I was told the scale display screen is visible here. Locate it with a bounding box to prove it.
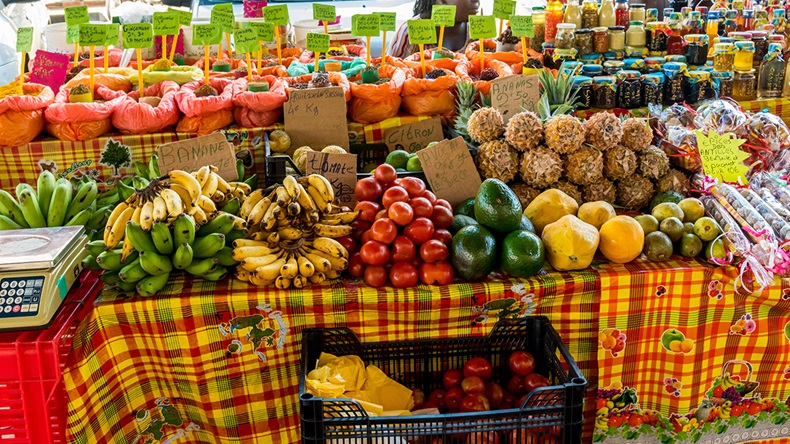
[0,276,45,318]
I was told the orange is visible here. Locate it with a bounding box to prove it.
[680,338,694,353]
[670,340,683,353]
[598,215,645,263]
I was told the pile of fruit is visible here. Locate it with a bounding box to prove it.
[382,149,423,174]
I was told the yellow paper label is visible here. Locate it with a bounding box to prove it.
[696,130,750,184]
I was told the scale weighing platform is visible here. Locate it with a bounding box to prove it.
[0,226,89,331]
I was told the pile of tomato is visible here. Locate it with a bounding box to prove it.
[349,165,455,288]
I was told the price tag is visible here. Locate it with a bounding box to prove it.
[16,27,33,53]
[66,25,79,45]
[696,130,750,184]
[407,19,437,44]
[306,32,330,53]
[250,21,275,42]
[234,27,258,54]
[64,6,89,26]
[304,152,357,205]
[313,3,336,22]
[352,14,380,37]
[158,133,238,181]
[490,74,540,121]
[105,23,120,46]
[79,23,107,46]
[153,11,179,36]
[417,137,481,207]
[263,4,289,26]
[431,5,456,27]
[122,23,153,49]
[510,15,534,38]
[192,24,222,45]
[469,15,497,39]
[211,3,236,33]
[493,0,516,20]
[285,86,350,150]
[168,8,193,26]
[374,12,397,32]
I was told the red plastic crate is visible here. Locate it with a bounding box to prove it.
[0,271,101,444]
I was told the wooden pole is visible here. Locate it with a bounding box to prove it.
[419,43,426,77]
[170,26,181,61]
[137,48,145,98]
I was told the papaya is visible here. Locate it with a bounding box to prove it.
[523,189,579,235]
[541,215,599,271]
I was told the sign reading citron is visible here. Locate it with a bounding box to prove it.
[598,215,645,263]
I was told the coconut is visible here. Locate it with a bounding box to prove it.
[564,146,604,186]
[603,145,638,180]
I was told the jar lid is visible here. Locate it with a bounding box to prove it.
[669,12,682,21]
[624,57,646,69]
[770,35,786,42]
[713,42,735,52]
[735,41,756,50]
[594,76,617,85]
[680,7,691,14]
[743,9,754,18]
[629,21,644,26]
[665,55,687,63]
[646,21,668,29]
[532,6,545,11]
[768,42,783,53]
[608,26,625,32]
[555,48,578,56]
[711,70,732,79]
[562,61,584,70]
[725,9,738,18]
[708,11,719,19]
[735,69,756,74]
[717,37,734,43]
[631,3,645,7]
[645,56,666,65]
[773,9,785,17]
[616,0,627,3]
[729,31,753,40]
[664,61,688,71]
[593,26,609,32]
[688,70,711,80]
[542,42,556,49]
[643,73,665,84]
[582,63,604,74]
[684,34,709,43]
[576,28,592,34]
[572,75,594,85]
[689,11,701,19]
[760,24,776,33]
[617,70,641,80]
[557,23,577,29]
[604,60,625,68]
[751,30,767,38]
[581,53,604,63]
[604,50,625,59]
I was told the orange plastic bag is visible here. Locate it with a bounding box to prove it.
[284,73,352,101]
[455,59,513,97]
[298,44,368,63]
[112,81,181,135]
[175,78,234,135]
[65,68,135,93]
[401,67,458,118]
[348,66,408,124]
[232,75,288,128]
[44,84,126,141]
[0,83,55,147]
[402,50,466,71]
[465,39,526,66]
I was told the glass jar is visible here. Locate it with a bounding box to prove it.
[560,60,584,76]
[593,76,618,108]
[769,34,786,52]
[684,34,709,65]
[554,48,579,65]
[605,50,626,60]
[668,13,685,54]
[564,0,583,29]
[609,26,626,50]
[582,63,604,76]
[616,0,629,27]
[575,28,594,55]
[582,0,600,29]
[626,21,647,47]
[643,73,665,105]
[689,11,703,34]
[645,56,665,72]
[604,59,625,74]
[725,9,738,34]
[646,21,670,55]
[664,61,688,104]
[546,0,564,42]
[712,70,733,97]
[685,70,709,103]
[729,31,752,42]
[713,42,735,71]
[571,75,594,108]
[772,8,786,35]
[734,41,756,71]
[531,7,546,52]
[593,27,610,52]
[624,57,646,71]
[758,42,785,98]
[599,0,616,27]
[751,31,768,67]
[630,4,646,23]
[617,70,643,108]
[706,11,720,43]
[581,53,605,65]
[754,9,769,30]
[733,69,757,99]
[556,23,577,49]
[666,55,687,63]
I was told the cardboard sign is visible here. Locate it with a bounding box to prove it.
[374,12,397,32]
[79,23,107,46]
[64,6,89,26]
[243,0,267,18]
[234,27,258,53]
[493,0,516,20]
[105,23,120,46]
[193,24,222,45]
[122,23,153,49]
[432,5,456,27]
[696,130,750,184]
[16,27,33,53]
[407,19,437,44]
[469,15,497,39]
[384,118,444,154]
[306,32,330,53]
[153,11,179,36]
[285,86,350,150]
[490,74,540,121]
[304,152,357,205]
[211,4,236,33]
[313,4,337,22]
[352,14,380,37]
[169,8,193,26]
[510,15,534,38]
[157,133,238,181]
[263,4,289,26]
[66,25,79,45]
[417,137,481,207]
[250,21,274,41]
[29,50,71,94]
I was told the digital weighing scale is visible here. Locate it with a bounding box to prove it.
[0,226,89,331]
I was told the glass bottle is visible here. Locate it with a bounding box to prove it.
[684,34,709,65]
[646,22,670,55]
[575,28,594,55]
[630,4,646,22]
[616,0,630,27]
[668,13,686,54]
[685,70,711,104]
[592,26,610,52]
[571,75,594,108]
[642,73,665,105]
[582,0,600,29]
[759,42,785,97]
[741,9,755,30]
[735,41,756,70]
[564,0,583,28]
[664,61,688,104]
[754,8,770,29]
[733,69,757,99]
[609,26,626,50]
[689,11,703,34]
[717,7,728,35]
[706,11,720,45]
[599,0,616,27]
[626,20,647,46]
[770,34,786,52]
[593,76,617,108]
[712,70,734,96]
[546,0,565,42]
[531,7,547,52]
[772,9,786,36]
[617,70,643,108]
[781,50,790,97]
[752,31,768,67]
[725,10,739,33]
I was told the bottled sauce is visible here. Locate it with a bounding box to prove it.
[616,0,630,27]
[713,42,735,70]
[741,9,755,30]
[646,21,670,55]
[769,34,786,51]
[668,13,686,54]
[759,42,785,97]
[734,41,756,70]
[593,76,617,108]
[733,69,758,99]
[531,7,547,52]
[564,0,583,28]
[582,0,600,29]
[752,31,769,66]
[546,0,564,42]
[630,4,646,23]
[684,35,710,65]
[626,21,647,46]
[609,26,626,50]
[643,73,665,105]
[542,43,558,70]
[716,7,728,35]
[571,76,594,108]
[575,28,594,55]
[664,61,688,104]
[556,23,577,49]
[617,70,643,108]
[599,0,616,27]
[706,11,720,45]
[593,26,610,52]
[712,70,734,96]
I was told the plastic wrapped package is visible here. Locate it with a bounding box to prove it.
[400,67,458,118]
[283,73,351,101]
[659,103,696,128]
[709,182,774,244]
[112,81,181,135]
[231,76,288,128]
[454,58,514,97]
[741,112,790,153]
[464,39,526,66]
[64,68,135,93]
[701,194,748,259]
[44,84,126,141]
[348,65,408,124]
[175,78,234,135]
[756,188,790,222]
[662,126,702,172]
[739,187,790,240]
[130,65,204,86]
[0,83,55,147]
[693,98,747,134]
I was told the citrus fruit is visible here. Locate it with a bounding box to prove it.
[406,155,422,172]
[598,216,645,263]
[386,150,411,169]
[659,217,684,242]
[500,230,545,278]
[678,198,705,222]
[634,214,659,234]
[652,202,685,222]
[694,217,722,241]
[455,198,475,217]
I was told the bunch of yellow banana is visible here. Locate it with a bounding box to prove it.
[192,165,251,214]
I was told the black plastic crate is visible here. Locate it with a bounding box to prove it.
[299,317,586,444]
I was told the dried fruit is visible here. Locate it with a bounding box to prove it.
[194,84,218,97]
[467,107,505,144]
[584,112,623,151]
[476,140,519,183]
[564,146,604,186]
[617,175,655,210]
[544,114,585,154]
[480,68,499,81]
[505,111,543,151]
[519,147,563,188]
[603,145,638,180]
[639,145,670,179]
[621,118,653,151]
[426,69,448,79]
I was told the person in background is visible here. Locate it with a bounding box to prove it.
[388,0,481,58]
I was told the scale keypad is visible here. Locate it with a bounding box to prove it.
[0,277,44,318]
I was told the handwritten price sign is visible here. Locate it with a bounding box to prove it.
[79,23,107,46]
[250,21,275,42]
[407,19,437,44]
[193,24,222,45]
[211,4,236,33]
[374,12,397,32]
[352,14,381,37]
[493,0,516,20]
[153,11,179,36]
[469,15,497,39]
[122,23,153,49]
[306,32,330,53]
[64,6,89,26]
[432,5,456,27]
[313,3,336,22]
[510,15,534,38]
[263,4,289,25]
[490,74,540,121]
[234,27,258,54]
[696,130,750,184]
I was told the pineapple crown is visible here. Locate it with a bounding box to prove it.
[536,69,580,121]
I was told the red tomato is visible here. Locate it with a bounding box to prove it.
[350,220,371,241]
[374,164,397,185]
[464,357,493,381]
[360,241,391,265]
[412,389,425,410]
[382,186,410,209]
[336,236,357,255]
[428,389,447,407]
[509,351,536,376]
[443,369,464,390]
[523,373,550,393]
[444,387,465,410]
[608,415,624,428]
[466,431,500,444]
[388,201,415,226]
[354,201,381,223]
[485,382,505,409]
[435,199,452,211]
[432,228,453,246]
[419,261,454,285]
[404,217,435,244]
[375,209,389,220]
[370,218,398,244]
[410,197,434,218]
[713,386,724,398]
[363,265,387,287]
[420,239,449,263]
[355,177,383,202]
[347,252,365,278]
[459,394,490,412]
[409,255,424,271]
[422,190,437,204]
[360,230,373,244]
[430,205,454,229]
[400,177,427,198]
[506,375,526,396]
[461,376,486,395]
[391,236,417,262]
[389,262,419,288]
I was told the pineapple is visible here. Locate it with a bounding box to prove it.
[467,108,505,144]
[476,140,519,183]
[621,118,653,151]
[584,112,623,151]
[554,180,583,204]
[617,175,654,210]
[454,81,479,141]
[543,114,585,154]
[519,147,563,188]
[564,146,604,186]
[603,145,638,180]
[505,111,543,151]
[656,169,691,194]
[638,145,670,179]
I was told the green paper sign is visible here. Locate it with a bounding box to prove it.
[407,19,436,44]
[122,23,153,49]
[106,23,120,46]
[16,27,33,53]
[510,15,534,38]
[64,6,89,26]
[79,23,107,46]
[169,8,192,26]
[211,3,236,33]
[374,12,397,32]
[263,5,289,26]
[234,27,258,54]
[66,25,79,45]
[250,21,274,42]
[153,11,179,36]
[469,15,496,39]
[696,130,750,184]
[432,5,456,27]
[192,24,222,45]
[352,14,380,37]
[313,4,336,22]
[493,0,516,20]
[306,32,330,53]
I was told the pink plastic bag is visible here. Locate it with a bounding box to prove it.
[112,81,181,134]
